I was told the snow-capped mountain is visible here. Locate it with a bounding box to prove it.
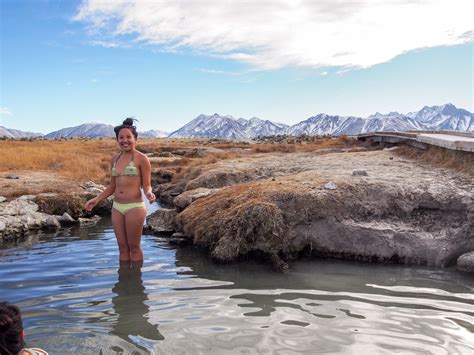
[45,123,115,138]
[361,116,425,133]
[140,129,169,138]
[243,117,289,137]
[2,103,472,140]
[0,126,43,138]
[367,111,403,119]
[285,114,350,136]
[406,104,472,131]
[283,103,472,137]
[169,114,246,139]
[45,123,168,139]
[168,113,287,139]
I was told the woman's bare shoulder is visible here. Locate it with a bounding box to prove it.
[111,152,120,162]
[135,150,150,161]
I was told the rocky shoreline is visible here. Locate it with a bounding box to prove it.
[2,143,473,273]
[0,181,110,243]
[146,146,473,272]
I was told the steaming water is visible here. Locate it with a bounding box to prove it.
[1,210,473,354]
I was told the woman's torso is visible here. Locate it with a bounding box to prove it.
[112,150,143,203]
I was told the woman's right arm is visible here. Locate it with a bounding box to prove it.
[84,156,117,212]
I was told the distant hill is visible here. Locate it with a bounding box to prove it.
[45,123,115,139]
[0,126,43,138]
[44,123,168,139]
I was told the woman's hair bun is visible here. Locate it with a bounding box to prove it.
[114,117,138,138]
[123,117,135,126]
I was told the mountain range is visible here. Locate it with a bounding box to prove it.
[1,104,472,139]
[0,123,168,139]
[168,103,472,138]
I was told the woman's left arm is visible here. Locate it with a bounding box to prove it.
[140,153,155,202]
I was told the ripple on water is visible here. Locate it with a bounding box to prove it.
[1,221,473,354]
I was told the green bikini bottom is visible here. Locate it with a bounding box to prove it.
[112,201,146,215]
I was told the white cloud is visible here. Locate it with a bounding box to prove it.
[75,0,474,70]
[90,40,119,48]
[0,107,13,116]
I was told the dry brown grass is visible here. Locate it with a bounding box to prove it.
[395,146,474,176]
[0,137,361,189]
[0,139,117,183]
[179,181,303,261]
[250,136,355,153]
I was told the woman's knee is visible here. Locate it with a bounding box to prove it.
[128,242,141,254]
[117,242,130,252]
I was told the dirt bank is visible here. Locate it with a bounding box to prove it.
[150,146,473,270]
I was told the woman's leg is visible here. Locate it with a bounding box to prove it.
[112,208,131,261]
[124,207,147,261]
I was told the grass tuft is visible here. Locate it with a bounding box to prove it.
[395,146,474,175]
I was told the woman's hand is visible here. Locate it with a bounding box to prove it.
[145,190,156,203]
[84,197,99,212]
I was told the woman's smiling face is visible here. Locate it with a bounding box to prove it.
[117,127,136,151]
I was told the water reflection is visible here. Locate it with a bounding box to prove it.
[111,260,164,351]
[2,219,473,354]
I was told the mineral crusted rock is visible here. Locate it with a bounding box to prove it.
[78,215,102,227]
[145,208,177,233]
[174,188,217,210]
[45,216,61,230]
[352,169,368,176]
[324,181,337,190]
[457,252,474,273]
[57,212,75,225]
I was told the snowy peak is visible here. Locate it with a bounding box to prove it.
[2,103,472,140]
[367,111,402,119]
[0,126,43,138]
[170,104,472,138]
[285,114,349,136]
[140,129,169,138]
[405,103,473,131]
[45,123,115,138]
[44,123,168,139]
[168,113,288,139]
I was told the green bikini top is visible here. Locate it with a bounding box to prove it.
[111,151,140,177]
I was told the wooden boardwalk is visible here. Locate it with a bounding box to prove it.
[357,131,474,152]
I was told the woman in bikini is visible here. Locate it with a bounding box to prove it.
[84,118,155,261]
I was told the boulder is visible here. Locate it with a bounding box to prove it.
[324,181,337,190]
[145,208,178,233]
[78,215,102,227]
[45,216,61,230]
[352,169,368,176]
[0,216,28,243]
[57,212,76,225]
[457,252,474,273]
[174,188,217,209]
[0,197,39,216]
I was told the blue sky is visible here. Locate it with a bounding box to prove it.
[1,0,473,134]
